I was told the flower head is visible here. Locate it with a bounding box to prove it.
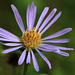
[0,2,74,72]
[22,27,41,48]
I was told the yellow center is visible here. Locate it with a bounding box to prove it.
[22,28,41,48]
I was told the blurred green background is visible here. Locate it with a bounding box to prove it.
[0,0,75,75]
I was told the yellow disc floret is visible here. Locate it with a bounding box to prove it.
[22,28,41,48]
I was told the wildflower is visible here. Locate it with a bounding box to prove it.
[0,2,74,72]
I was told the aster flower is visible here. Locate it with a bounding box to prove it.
[0,2,74,72]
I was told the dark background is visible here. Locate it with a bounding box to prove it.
[0,0,75,75]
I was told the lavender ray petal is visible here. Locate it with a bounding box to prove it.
[36,49,51,69]
[0,38,20,42]
[28,2,35,30]
[41,12,62,35]
[0,32,15,39]
[35,7,49,31]
[0,33,20,42]
[11,4,25,33]
[26,4,30,30]
[26,51,31,64]
[42,28,72,40]
[0,28,19,39]
[2,46,22,54]
[26,4,36,31]
[31,50,39,72]
[0,42,22,46]
[42,38,71,43]
[18,50,27,65]
[42,44,74,50]
[39,8,57,32]
[37,47,56,52]
[32,6,37,29]
[39,45,55,49]
[53,49,69,56]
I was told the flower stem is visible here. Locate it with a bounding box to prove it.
[23,61,28,75]
[23,52,28,75]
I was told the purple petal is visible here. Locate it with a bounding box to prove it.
[0,38,20,42]
[42,28,72,40]
[39,45,54,49]
[26,3,37,31]
[40,12,62,35]
[39,44,58,50]
[0,32,17,40]
[28,2,35,30]
[38,47,56,52]
[0,33,20,42]
[42,44,74,50]
[32,6,37,29]
[0,28,19,39]
[26,51,31,64]
[36,49,51,69]
[2,46,22,54]
[31,51,39,72]
[0,42,22,46]
[11,4,25,33]
[42,39,70,43]
[26,4,30,30]
[53,49,69,56]
[18,50,27,65]
[35,7,49,31]
[39,8,57,32]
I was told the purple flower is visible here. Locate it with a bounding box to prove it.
[0,2,74,72]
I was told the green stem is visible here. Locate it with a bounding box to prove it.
[23,62,28,75]
[23,52,28,75]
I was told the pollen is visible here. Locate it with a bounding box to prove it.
[22,28,41,48]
